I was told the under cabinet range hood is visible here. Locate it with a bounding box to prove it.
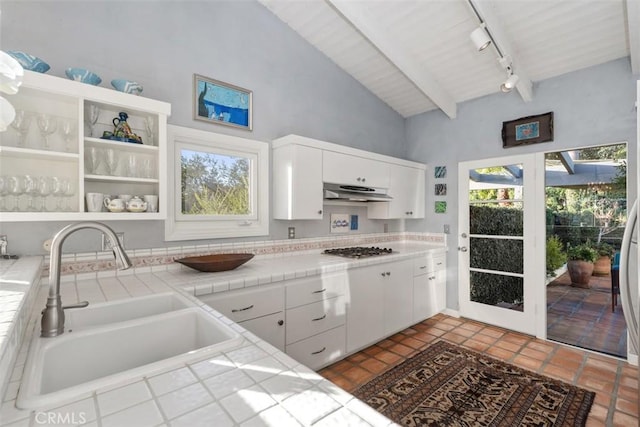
[323,183,392,202]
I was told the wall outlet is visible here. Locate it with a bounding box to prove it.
[288,227,295,239]
[444,224,450,234]
[102,232,125,251]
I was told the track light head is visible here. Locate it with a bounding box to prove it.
[501,73,520,92]
[470,24,491,51]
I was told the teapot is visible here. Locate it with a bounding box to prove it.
[104,197,126,213]
[112,112,142,143]
[126,196,147,212]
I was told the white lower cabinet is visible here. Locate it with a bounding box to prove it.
[413,254,447,322]
[285,326,346,370]
[198,284,285,351]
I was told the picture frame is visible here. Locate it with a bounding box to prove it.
[434,166,447,179]
[435,201,447,214]
[501,112,553,148]
[194,74,253,131]
[435,183,447,196]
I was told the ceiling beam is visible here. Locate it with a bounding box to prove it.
[467,0,533,102]
[627,0,640,74]
[503,165,522,178]
[326,0,458,119]
[559,151,576,175]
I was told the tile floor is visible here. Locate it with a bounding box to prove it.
[318,314,639,426]
[547,271,627,357]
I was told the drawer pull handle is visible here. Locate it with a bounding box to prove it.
[311,347,326,355]
[312,288,327,294]
[312,314,327,322]
[278,320,284,326]
[437,262,443,266]
[419,266,427,269]
[231,304,254,313]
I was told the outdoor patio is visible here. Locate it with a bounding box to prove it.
[547,271,627,358]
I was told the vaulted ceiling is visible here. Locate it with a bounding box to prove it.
[258,0,639,119]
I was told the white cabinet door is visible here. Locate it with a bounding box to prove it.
[323,150,389,188]
[346,265,385,353]
[273,144,323,220]
[383,259,414,335]
[368,165,425,219]
[240,312,285,352]
[413,255,447,322]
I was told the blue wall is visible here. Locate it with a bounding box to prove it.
[405,57,638,309]
[0,0,406,254]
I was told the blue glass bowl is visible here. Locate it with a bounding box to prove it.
[65,68,102,85]
[111,79,143,95]
[7,51,50,73]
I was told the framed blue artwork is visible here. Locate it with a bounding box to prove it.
[502,112,553,148]
[194,74,253,131]
[434,166,447,179]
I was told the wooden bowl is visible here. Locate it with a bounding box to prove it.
[174,253,254,272]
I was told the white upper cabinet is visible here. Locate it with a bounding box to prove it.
[0,71,170,221]
[272,143,323,220]
[368,164,425,219]
[322,150,389,189]
[272,134,425,220]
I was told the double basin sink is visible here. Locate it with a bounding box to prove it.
[17,293,243,409]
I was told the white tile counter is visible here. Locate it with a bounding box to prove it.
[0,242,445,427]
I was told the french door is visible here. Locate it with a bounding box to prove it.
[458,154,542,336]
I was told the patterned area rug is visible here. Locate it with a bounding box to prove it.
[353,340,595,426]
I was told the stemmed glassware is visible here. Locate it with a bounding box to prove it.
[10,110,32,147]
[63,180,75,211]
[85,146,102,174]
[52,177,67,212]
[8,175,25,211]
[36,114,57,150]
[37,176,53,212]
[60,118,76,152]
[144,116,154,144]
[0,176,8,211]
[104,148,119,176]
[23,175,38,211]
[86,105,100,137]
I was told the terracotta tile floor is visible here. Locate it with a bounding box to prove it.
[547,271,627,358]
[319,314,639,426]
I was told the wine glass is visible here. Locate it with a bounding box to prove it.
[37,176,53,212]
[23,175,38,211]
[8,175,25,211]
[104,148,119,176]
[51,177,67,212]
[37,114,57,150]
[85,105,100,137]
[10,110,32,147]
[126,153,138,177]
[85,146,102,174]
[0,176,8,211]
[60,118,76,152]
[63,180,75,211]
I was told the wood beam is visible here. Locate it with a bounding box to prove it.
[468,0,533,102]
[627,0,640,74]
[559,151,576,175]
[504,165,522,178]
[327,0,458,119]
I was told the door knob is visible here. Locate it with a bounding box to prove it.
[458,246,468,252]
[461,233,468,238]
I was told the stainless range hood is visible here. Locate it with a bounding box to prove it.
[323,183,392,202]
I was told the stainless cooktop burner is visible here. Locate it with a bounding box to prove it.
[322,246,393,259]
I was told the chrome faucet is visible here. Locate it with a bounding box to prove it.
[41,222,132,337]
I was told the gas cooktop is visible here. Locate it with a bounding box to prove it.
[322,246,393,259]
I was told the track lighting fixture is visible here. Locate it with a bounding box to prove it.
[470,23,491,51]
[501,73,520,92]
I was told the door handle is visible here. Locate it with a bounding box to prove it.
[458,246,468,252]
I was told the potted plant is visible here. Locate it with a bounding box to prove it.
[593,242,614,276]
[546,235,567,277]
[566,243,598,288]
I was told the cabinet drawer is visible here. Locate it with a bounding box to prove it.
[286,325,346,370]
[199,284,283,323]
[413,254,446,275]
[285,273,346,309]
[286,296,346,344]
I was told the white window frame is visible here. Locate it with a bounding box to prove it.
[165,125,269,241]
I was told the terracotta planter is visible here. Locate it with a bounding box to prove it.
[593,256,611,276]
[567,260,594,288]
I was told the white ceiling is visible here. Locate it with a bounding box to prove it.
[258,0,639,119]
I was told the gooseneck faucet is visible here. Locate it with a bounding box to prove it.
[41,222,132,337]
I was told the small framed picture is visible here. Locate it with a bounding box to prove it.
[194,74,253,131]
[435,183,447,196]
[435,201,447,214]
[434,166,447,179]
[502,112,553,148]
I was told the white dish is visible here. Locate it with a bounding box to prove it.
[127,207,147,213]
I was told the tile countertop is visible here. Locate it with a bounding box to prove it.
[0,241,445,427]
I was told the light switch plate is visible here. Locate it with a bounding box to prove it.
[330,214,350,234]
